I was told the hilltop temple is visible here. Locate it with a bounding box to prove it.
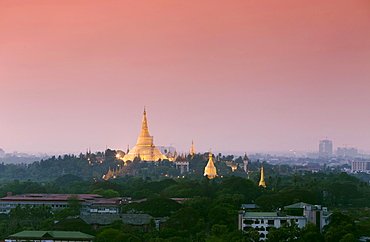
[123,108,168,162]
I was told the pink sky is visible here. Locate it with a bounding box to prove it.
[1,0,370,155]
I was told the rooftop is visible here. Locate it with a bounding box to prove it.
[0,194,103,203]
[78,213,157,225]
[7,231,94,239]
[244,212,278,217]
[284,202,313,209]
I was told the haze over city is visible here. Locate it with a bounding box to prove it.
[1,0,370,155]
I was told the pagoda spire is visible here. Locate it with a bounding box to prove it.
[190,140,195,156]
[259,166,266,187]
[243,153,249,172]
[140,107,150,137]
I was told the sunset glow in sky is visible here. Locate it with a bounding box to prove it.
[1,1,370,154]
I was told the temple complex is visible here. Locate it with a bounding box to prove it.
[204,152,217,179]
[123,108,168,162]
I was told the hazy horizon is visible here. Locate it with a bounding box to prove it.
[1,1,370,155]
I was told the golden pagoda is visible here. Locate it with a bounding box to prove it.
[190,140,195,156]
[259,166,266,187]
[204,152,217,179]
[123,108,168,162]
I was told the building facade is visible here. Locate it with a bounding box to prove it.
[337,147,358,157]
[319,139,333,157]
[351,160,370,173]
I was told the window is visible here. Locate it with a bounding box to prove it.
[244,219,253,225]
[243,226,251,231]
[268,220,274,225]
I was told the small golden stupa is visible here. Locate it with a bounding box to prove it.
[204,152,217,179]
[123,108,168,162]
[259,166,266,187]
[190,140,195,156]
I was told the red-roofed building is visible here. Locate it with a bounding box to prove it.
[0,193,132,215]
[89,197,131,214]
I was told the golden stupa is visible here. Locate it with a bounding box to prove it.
[204,152,217,179]
[259,166,266,187]
[123,108,168,162]
[190,140,195,156]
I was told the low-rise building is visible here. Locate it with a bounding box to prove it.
[77,213,167,231]
[238,202,328,240]
[5,231,94,242]
[0,193,131,215]
[351,160,370,173]
[89,197,131,214]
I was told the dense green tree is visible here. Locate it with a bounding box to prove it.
[211,224,229,237]
[95,228,120,242]
[123,197,182,217]
[88,180,125,195]
[324,212,358,242]
[218,176,260,203]
[255,189,318,211]
[165,207,203,235]
[92,188,120,198]
[297,223,324,242]
[67,194,82,214]
[53,208,79,219]
[55,174,83,187]
[148,228,190,240]
[184,196,212,218]
[266,221,300,242]
[55,219,96,235]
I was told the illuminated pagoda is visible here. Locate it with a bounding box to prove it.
[204,152,217,179]
[259,166,266,187]
[190,140,195,156]
[123,108,168,162]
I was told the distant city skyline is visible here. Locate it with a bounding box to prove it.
[1,1,370,154]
